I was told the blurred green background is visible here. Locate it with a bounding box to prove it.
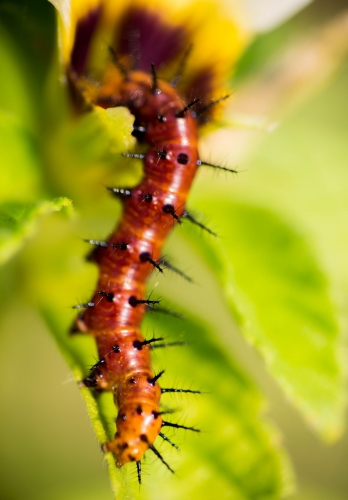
[0,0,348,499]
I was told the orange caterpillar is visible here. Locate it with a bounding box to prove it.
[72,70,212,481]
[70,7,233,483]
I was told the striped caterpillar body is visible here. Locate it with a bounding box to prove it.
[73,69,204,480]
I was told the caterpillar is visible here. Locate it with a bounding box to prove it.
[69,5,234,484]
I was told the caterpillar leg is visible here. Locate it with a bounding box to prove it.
[70,300,95,335]
[70,312,90,335]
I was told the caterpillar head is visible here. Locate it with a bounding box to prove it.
[104,403,163,466]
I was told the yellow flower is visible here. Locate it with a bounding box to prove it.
[49,0,313,117]
[50,0,247,103]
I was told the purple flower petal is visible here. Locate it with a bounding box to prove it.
[117,7,187,71]
[71,5,102,75]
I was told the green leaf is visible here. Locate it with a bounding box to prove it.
[231,67,348,295]
[184,196,345,441]
[61,106,135,165]
[0,110,41,202]
[43,105,137,201]
[0,22,36,131]
[42,305,293,500]
[0,197,73,264]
